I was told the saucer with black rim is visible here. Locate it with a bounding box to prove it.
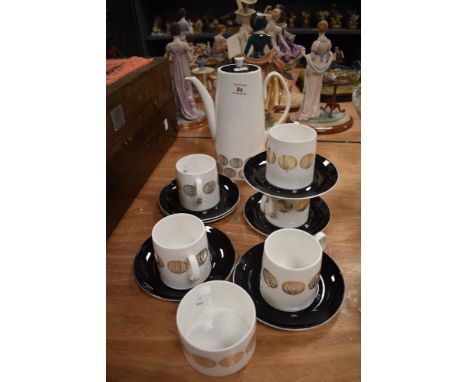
[233,242,345,331]
[243,152,338,199]
[244,192,330,236]
[158,175,239,223]
[134,226,236,301]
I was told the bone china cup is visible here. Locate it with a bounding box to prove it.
[177,280,256,377]
[260,194,310,228]
[176,154,220,211]
[265,123,317,189]
[152,213,212,290]
[260,228,327,312]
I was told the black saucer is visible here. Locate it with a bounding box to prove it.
[134,226,236,301]
[158,175,239,223]
[234,243,345,331]
[244,152,338,199]
[244,192,330,236]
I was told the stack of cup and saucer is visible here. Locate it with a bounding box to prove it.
[236,122,345,330]
[158,153,240,223]
[243,122,338,236]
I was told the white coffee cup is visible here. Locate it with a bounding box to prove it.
[260,195,310,228]
[265,122,317,189]
[152,213,212,290]
[177,280,256,377]
[260,228,327,312]
[176,154,220,212]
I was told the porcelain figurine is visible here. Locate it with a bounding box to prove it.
[186,34,198,65]
[244,12,273,58]
[213,24,228,61]
[151,15,163,36]
[333,46,344,65]
[288,12,296,28]
[193,17,203,33]
[235,0,257,53]
[317,10,330,22]
[186,57,290,181]
[330,8,343,28]
[265,7,291,59]
[295,20,333,121]
[245,11,285,113]
[301,11,311,28]
[348,11,360,29]
[272,5,305,64]
[177,8,193,41]
[165,22,203,123]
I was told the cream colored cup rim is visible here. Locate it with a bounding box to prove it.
[264,228,322,271]
[176,154,216,176]
[176,280,256,354]
[152,213,206,250]
[268,123,317,144]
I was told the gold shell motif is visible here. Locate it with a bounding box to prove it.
[263,268,278,288]
[275,199,294,213]
[219,352,244,367]
[308,273,321,290]
[224,167,237,178]
[238,169,244,179]
[182,184,196,197]
[294,199,309,212]
[218,154,228,166]
[196,248,209,266]
[282,281,306,295]
[155,253,164,268]
[167,260,188,274]
[300,153,315,169]
[245,335,256,353]
[278,155,297,171]
[203,181,216,194]
[191,354,217,368]
[230,158,244,169]
[266,146,276,164]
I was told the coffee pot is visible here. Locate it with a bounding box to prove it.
[186,57,291,181]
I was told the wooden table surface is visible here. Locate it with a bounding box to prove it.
[107,106,361,381]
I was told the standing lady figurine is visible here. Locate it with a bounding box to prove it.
[165,22,203,124]
[213,24,228,62]
[295,20,333,121]
[235,0,257,53]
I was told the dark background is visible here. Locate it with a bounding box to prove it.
[107,0,360,66]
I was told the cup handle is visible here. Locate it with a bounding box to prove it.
[260,195,274,217]
[195,178,203,204]
[314,232,328,250]
[187,254,200,281]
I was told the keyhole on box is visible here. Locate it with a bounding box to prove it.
[164,118,169,131]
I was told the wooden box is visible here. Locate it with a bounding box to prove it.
[107,58,177,237]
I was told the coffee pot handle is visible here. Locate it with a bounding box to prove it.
[263,71,291,125]
[187,254,201,281]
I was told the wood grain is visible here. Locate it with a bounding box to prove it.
[107,137,361,381]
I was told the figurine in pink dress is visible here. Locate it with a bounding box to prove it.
[165,23,202,122]
[296,20,334,121]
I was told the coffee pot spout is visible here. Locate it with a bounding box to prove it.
[185,76,216,138]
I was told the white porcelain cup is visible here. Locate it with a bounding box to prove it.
[260,195,310,228]
[176,154,220,212]
[152,213,212,290]
[177,280,256,377]
[265,122,317,189]
[260,228,327,312]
